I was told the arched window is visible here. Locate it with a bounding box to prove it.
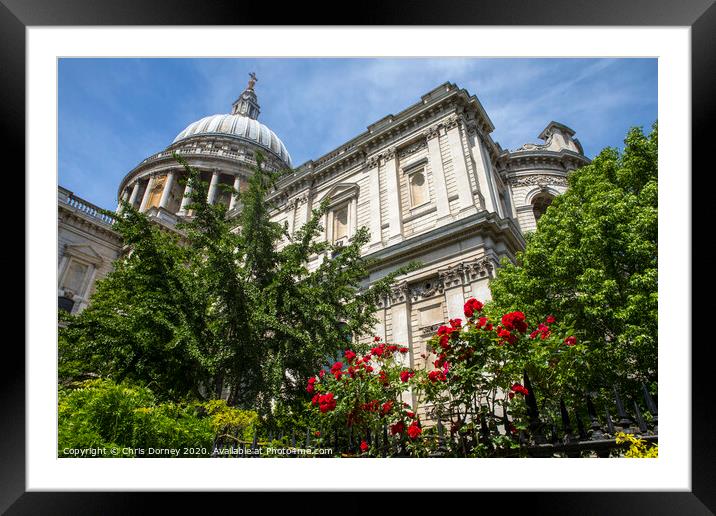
[532,193,554,222]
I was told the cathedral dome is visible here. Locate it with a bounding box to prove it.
[172,74,291,167]
[173,114,292,166]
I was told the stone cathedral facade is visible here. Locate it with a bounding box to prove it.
[58,79,589,410]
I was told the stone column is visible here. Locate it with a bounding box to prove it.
[467,125,499,214]
[389,282,414,407]
[116,188,130,212]
[440,265,467,321]
[178,178,193,215]
[207,169,220,204]
[367,155,382,249]
[229,175,241,210]
[139,175,155,212]
[383,148,403,245]
[127,182,140,208]
[285,198,296,238]
[159,170,176,210]
[445,117,477,215]
[426,126,451,222]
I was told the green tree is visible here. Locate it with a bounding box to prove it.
[488,123,658,400]
[60,152,416,417]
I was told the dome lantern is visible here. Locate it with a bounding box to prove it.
[231,72,260,120]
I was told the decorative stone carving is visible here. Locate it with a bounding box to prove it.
[444,115,460,131]
[510,174,568,187]
[438,263,466,289]
[420,323,443,337]
[425,124,441,141]
[381,147,397,162]
[464,258,494,281]
[398,138,428,159]
[389,281,410,304]
[409,277,444,301]
[366,154,380,169]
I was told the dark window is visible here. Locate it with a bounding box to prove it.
[532,194,554,222]
[58,296,75,313]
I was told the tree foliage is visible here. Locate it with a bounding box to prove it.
[488,123,658,398]
[60,152,417,417]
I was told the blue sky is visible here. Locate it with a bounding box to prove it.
[58,58,657,210]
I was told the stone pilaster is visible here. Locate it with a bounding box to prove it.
[467,124,498,214]
[367,155,382,249]
[426,125,451,222]
[178,179,193,215]
[445,117,476,215]
[383,147,403,245]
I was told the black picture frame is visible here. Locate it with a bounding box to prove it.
[6,0,712,513]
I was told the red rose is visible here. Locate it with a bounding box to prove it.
[344,350,356,362]
[311,394,320,405]
[449,318,462,329]
[406,411,415,419]
[381,401,393,415]
[407,421,422,440]
[360,440,369,453]
[331,362,343,373]
[477,317,488,328]
[399,347,409,353]
[428,370,447,382]
[314,431,321,437]
[510,383,529,396]
[501,311,528,333]
[463,298,484,318]
[546,315,556,324]
[318,393,337,412]
[564,336,577,346]
[390,421,405,435]
[400,370,415,383]
[374,336,381,342]
[529,330,539,340]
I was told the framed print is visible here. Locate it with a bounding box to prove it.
[5,0,713,512]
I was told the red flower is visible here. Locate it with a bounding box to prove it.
[510,383,529,396]
[311,394,320,406]
[463,298,484,318]
[439,334,450,349]
[390,421,405,435]
[449,318,462,329]
[501,311,528,333]
[477,317,488,328]
[564,336,577,346]
[306,377,317,393]
[485,323,493,331]
[399,347,409,354]
[406,411,415,419]
[374,336,381,342]
[437,325,452,337]
[529,330,539,340]
[546,315,556,324]
[318,393,337,413]
[318,370,325,378]
[497,327,518,345]
[381,401,393,416]
[428,370,447,382]
[407,421,422,440]
[371,344,386,357]
[330,361,343,373]
[344,350,356,363]
[360,440,369,453]
[314,431,321,437]
[379,370,389,386]
[400,370,415,383]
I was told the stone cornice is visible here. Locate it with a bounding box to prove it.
[365,211,525,273]
[272,83,497,195]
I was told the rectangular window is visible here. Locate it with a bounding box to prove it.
[63,260,89,293]
[408,167,429,208]
[333,204,349,244]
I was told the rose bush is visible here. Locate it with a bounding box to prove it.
[306,337,430,456]
[308,298,587,457]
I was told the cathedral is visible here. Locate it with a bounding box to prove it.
[58,77,590,400]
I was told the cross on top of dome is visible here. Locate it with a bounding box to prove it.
[232,72,260,119]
